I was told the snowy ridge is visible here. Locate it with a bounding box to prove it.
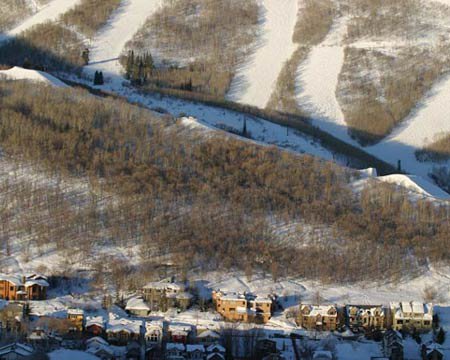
[0,66,68,88]
[84,0,163,84]
[226,0,299,108]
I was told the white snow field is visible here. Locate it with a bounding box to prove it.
[84,0,163,84]
[0,66,68,88]
[0,0,82,43]
[226,0,299,108]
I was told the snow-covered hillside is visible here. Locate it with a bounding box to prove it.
[0,66,68,87]
[226,0,299,108]
[0,0,82,43]
[84,0,162,83]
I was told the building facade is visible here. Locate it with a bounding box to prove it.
[296,305,339,331]
[390,302,433,331]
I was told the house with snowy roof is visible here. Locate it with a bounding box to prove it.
[212,290,273,324]
[383,329,403,360]
[106,314,143,345]
[346,305,387,332]
[168,323,192,343]
[166,342,186,359]
[0,273,49,301]
[390,301,433,331]
[296,304,338,331]
[196,329,221,345]
[206,344,226,360]
[142,280,193,312]
[85,316,105,336]
[86,337,114,360]
[421,343,444,360]
[145,320,163,346]
[186,344,206,359]
[125,296,150,317]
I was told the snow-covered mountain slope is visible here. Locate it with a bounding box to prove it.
[0,0,82,43]
[226,0,299,108]
[84,0,162,83]
[0,66,68,87]
[296,16,349,143]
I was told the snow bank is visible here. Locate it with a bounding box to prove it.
[0,0,82,44]
[226,0,299,108]
[84,0,163,84]
[0,66,68,88]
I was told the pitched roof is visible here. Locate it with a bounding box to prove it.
[125,297,150,311]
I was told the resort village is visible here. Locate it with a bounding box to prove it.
[0,272,445,360]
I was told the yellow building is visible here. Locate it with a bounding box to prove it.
[390,301,433,331]
[67,309,84,332]
[346,305,386,331]
[297,305,338,331]
[212,290,272,324]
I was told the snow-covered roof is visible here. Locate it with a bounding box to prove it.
[0,343,34,357]
[125,297,150,311]
[390,301,433,319]
[86,337,108,347]
[86,343,114,357]
[143,281,183,292]
[86,316,104,328]
[166,343,185,351]
[25,279,49,288]
[186,344,205,353]
[0,275,23,286]
[302,305,337,316]
[169,323,192,332]
[145,320,163,331]
[198,330,220,339]
[107,314,143,334]
[207,354,225,360]
[206,344,225,353]
[176,292,193,300]
[67,309,84,316]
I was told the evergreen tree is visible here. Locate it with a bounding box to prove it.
[81,48,90,65]
[437,327,446,344]
[98,71,104,85]
[125,50,135,80]
[93,71,99,85]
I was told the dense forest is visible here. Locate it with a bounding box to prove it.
[0,81,449,291]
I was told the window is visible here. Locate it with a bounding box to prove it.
[424,321,430,325]
[397,320,403,324]
[9,287,14,291]
[229,308,235,312]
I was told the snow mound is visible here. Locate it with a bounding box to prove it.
[378,174,450,200]
[226,0,299,108]
[358,168,378,178]
[0,67,68,88]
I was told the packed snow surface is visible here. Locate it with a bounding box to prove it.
[296,16,350,144]
[0,0,82,43]
[0,66,68,88]
[84,0,163,83]
[227,0,299,108]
